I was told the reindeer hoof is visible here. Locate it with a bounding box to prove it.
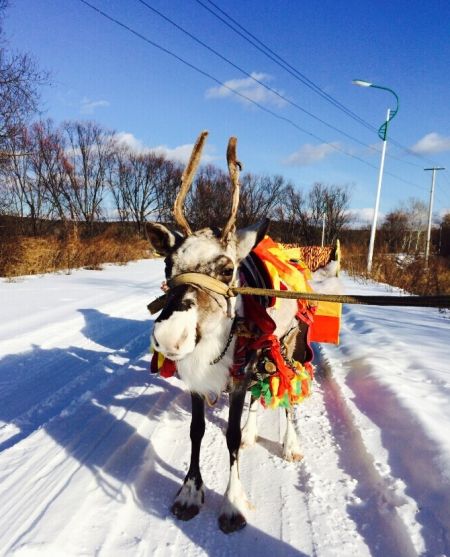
[171,501,201,521]
[171,478,204,521]
[240,435,257,449]
[283,450,303,462]
[218,512,247,533]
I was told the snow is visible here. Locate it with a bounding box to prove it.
[0,260,449,556]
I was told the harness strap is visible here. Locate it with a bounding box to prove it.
[168,272,234,296]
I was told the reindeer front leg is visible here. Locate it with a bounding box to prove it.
[219,387,251,533]
[172,393,205,520]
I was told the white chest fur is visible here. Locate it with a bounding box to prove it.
[176,329,237,397]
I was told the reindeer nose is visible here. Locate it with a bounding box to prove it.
[153,324,193,360]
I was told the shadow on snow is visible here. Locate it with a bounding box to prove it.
[0,308,308,556]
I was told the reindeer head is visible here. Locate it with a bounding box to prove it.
[148,131,268,362]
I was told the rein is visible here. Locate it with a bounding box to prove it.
[147,272,450,314]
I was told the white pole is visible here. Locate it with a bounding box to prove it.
[424,167,445,268]
[367,108,390,273]
[321,212,326,247]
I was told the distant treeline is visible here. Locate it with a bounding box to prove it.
[0,119,352,248]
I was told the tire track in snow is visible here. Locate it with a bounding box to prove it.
[292,379,371,556]
[3,356,177,555]
[144,394,314,557]
[2,352,419,557]
[320,294,450,556]
[98,388,195,557]
[314,350,419,557]
[0,298,152,451]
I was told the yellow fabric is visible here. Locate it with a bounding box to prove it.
[254,237,341,344]
[253,238,312,309]
[263,361,313,409]
[316,300,341,318]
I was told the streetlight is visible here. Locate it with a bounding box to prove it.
[353,79,399,273]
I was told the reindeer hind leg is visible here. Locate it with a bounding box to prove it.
[282,407,303,462]
[241,394,259,448]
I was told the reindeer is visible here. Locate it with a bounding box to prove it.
[148,131,312,533]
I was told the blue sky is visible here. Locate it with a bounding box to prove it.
[4,0,450,223]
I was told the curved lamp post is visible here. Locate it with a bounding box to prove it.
[353,79,399,273]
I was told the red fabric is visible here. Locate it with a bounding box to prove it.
[309,314,341,344]
[234,293,297,398]
[150,351,177,378]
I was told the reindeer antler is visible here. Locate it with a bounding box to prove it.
[173,130,209,236]
[221,136,242,241]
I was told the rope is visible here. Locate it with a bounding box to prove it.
[148,274,450,314]
[232,287,450,308]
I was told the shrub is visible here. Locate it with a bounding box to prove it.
[0,228,151,277]
[342,243,450,296]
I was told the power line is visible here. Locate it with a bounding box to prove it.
[383,169,427,192]
[136,0,385,156]
[440,170,450,188]
[435,194,448,209]
[136,0,432,176]
[77,0,429,193]
[193,0,379,135]
[194,0,447,170]
[78,0,376,166]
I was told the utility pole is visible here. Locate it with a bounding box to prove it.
[424,167,445,267]
[321,212,326,247]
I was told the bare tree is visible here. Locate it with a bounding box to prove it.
[118,151,165,235]
[153,158,182,224]
[274,184,307,243]
[440,213,450,257]
[404,198,428,253]
[239,173,290,227]
[31,120,73,223]
[60,121,114,230]
[180,169,291,232]
[304,182,350,244]
[0,2,48,153]
[382,209,410,252]
[0,125,52,233]
[105,145,129,224]
[107,143,183,235]
[185,165,230,230]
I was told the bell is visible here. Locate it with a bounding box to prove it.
[264,361,276,373]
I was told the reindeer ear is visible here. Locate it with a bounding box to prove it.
[236,219,270,260]
[147,223,179,256]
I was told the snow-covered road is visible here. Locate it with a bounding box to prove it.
[0,260,449,556]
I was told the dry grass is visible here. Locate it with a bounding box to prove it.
[0,229,152,277]
[342,244,450,296]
